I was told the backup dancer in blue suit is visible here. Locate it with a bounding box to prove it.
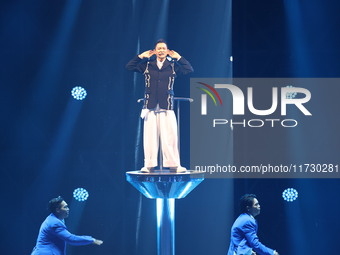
[227,194,279,255]
[31,196,103,255]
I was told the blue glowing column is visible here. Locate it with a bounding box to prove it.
[157,198,174,254]
[126,171,204,255]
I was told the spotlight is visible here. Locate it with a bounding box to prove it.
[73,188,89,201]
[282,188,298,202]
[71,86,87,100]
[285,85,297,99]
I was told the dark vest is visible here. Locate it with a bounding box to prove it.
[126,55,194,110]
[143,59,176,110]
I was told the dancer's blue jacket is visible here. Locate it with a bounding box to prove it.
[31,213,94,255]
[227,213,275,255]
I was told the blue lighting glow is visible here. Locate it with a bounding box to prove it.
[282,188,298,202]
[71,86,87,100]
[73,188,89,201]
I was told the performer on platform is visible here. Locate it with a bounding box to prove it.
[31,196,103,255]
[227,194,279,255]
[126,39,193,173]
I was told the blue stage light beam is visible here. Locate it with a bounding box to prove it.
[71,86,87,100]
[24,0,84,203]
[154,0,169,40]
[32,0,83,102]
[283,0,312,75]
[73,188,89,202]
[282,188,298,202]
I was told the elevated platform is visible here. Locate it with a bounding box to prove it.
[126,170,204,255]
[126,170,204,199]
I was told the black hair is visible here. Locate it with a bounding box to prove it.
[154,38,168,48]
[239,194,257,213]
[48,196,64,214]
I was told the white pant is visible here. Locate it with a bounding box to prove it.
[143,109,180,168]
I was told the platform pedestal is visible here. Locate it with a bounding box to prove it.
[126,171,204,255]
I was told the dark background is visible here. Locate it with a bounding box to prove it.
[1,0,339,254]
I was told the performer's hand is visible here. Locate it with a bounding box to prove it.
[251,252,257,255]
[273,251,279,255]
[138,50,155,59]
[93,239,103,245]
[167,50,181,59]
